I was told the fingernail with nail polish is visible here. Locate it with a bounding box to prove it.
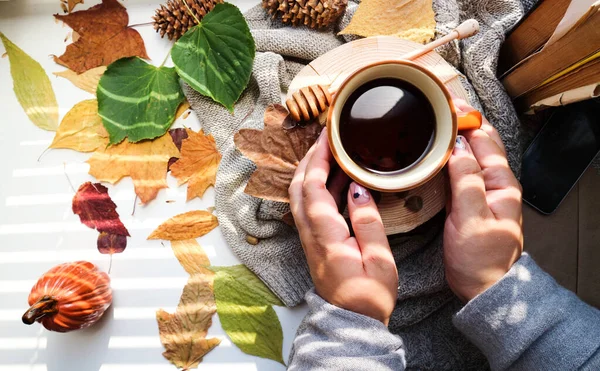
[455,135,466,150]
[350,182,370,205]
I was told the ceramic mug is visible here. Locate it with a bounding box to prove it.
[327,60,482,192]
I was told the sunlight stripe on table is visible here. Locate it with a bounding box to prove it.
[0,277,189,293]
[12,163,89,177]
[0,336,232,350]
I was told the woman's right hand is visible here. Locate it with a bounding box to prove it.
[444,100,524,302]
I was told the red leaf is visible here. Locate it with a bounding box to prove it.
[168,128,189,171]
[97,232,127,254]
[72,182,130,236]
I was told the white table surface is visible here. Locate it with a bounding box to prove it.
[0,1,308,370]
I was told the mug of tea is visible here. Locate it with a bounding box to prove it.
[327,60,482,192]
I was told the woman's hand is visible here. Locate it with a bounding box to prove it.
[444,100,524,302]
[289,130,398,325]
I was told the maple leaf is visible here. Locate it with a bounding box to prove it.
[234,104,321,203]
[53,0,149,74]
[97,232,127,255]
[72,182,130,236]
[156,274,221,370]
[148,210,218,241]
[339,0,436,43]
[171,129,222,201]
[87,132,179,204]
[50,99,109,152]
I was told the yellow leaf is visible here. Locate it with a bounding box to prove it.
[50,99,109,152]
[175,100,191,120]
[0,32,59,131]
[63,0,85,12]
[54,66,107,95]
[148,210,219,241]
[156,274,220,370]
[171,129,222,201]
[87,132,179,204]
[170,239,212,276]
[339,0,436,44]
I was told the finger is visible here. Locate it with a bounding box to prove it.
[346,182,395,274]
[453,98,506,154]
[302,132,350,246]
[447,135,491,219]
[327,164,351,212]
[289,130,323,229]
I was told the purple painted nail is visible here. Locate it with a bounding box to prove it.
[455,135,466,150]
[350,182,370,205]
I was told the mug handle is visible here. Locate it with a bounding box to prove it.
[457,110,482,131]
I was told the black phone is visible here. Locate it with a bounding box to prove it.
[520,99,600,215]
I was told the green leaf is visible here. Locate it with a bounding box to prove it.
[171,3,255,112]
[97,57,185,144]
[0,32,59,131]
[213,265,285,364]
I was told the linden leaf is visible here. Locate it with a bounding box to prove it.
[0,32,59,131]
[72,182,130,236]
[148,210,218,241]
[156,274,220,370]
[234,104,321,203]
[54,0,149,73]
[339,0,436,43]
[212,265,284,364]
[171,3,255,112]
[87,132,179,204]
[50,99,109,152]
[54,66,107,94]
[171,129,222,201]
[97,57,185,144]
[97,232,127,255]
[171,239,212,276]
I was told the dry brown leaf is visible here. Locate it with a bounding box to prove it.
[156,274,220,370]
[54,66,107,94]
[171,239,212,276]
[61,0,84,13]
[148,210,219,241]
[54,0,149,73]
[339,0,436,43]
[50,99,109,152]
[234,104,321,203]
[87,132,179,204]
[171,129,222,201]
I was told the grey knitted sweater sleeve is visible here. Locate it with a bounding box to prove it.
[289,254,600,370]
[288,289,407,371]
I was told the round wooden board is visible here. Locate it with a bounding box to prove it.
[287,36,467,235]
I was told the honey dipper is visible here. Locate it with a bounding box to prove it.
[286,19,480,122]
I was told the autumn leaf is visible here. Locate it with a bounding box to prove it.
[50,99,109,152]
[54,0,148,73]
[148,210,218,241]
[87,132,179,204]
[72,182,130,236]
[234,104,321,203]
[60,0,84,13]
[339,0,436,43]
[168,128,189,170]
[212,265,285,364]
[171,239,212,276]
[54,66,106,94]
[175,100,191,121]
[156,274,221,370]
[0,32,59,131]
[97,232,127,255]
[171,129,222,201]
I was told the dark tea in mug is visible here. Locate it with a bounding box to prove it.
[339,78,436,174]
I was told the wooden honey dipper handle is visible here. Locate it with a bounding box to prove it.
[286,19,480,123]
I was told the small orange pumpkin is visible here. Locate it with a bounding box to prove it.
[22,261,112,332]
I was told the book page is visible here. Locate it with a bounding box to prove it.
[543,0,599,49]
[528,83,600,113]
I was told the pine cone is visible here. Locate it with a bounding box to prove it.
[262,0,347,29]
[153,0,222,40]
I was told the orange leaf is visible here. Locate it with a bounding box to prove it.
[54,0,148,73]
[234,104,321,203]
[87,132,179,204]
[170,239,212,276]
[171,129,222,201]
[53,67,106,95]
[148,210,219,241]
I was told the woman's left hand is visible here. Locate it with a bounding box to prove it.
[289,129,399,325]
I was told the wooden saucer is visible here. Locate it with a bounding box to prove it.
[287,36,467,235]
